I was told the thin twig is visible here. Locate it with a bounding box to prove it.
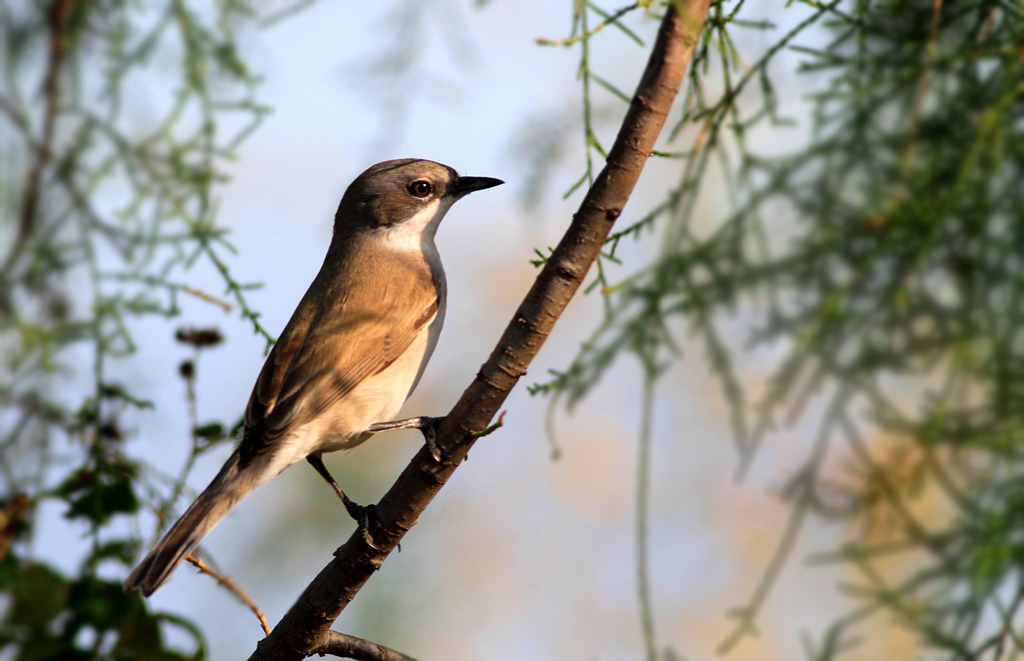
[17,0,70,246]
[636,376,658,660]
[469,410,506,438]
[536,2,643,48]
[899,0,944,182]
[186,555,271,636]
[181,285,233,312]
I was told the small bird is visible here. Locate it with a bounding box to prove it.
[125,159,503,596]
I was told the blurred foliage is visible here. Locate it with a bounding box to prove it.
[0,551,203,661]
[347,0,481,154]
[529,0,1024,658]
[0,0,293,657]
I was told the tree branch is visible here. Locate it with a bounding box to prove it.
[17,0,70,246]
[317,631,418,661]
[249,2,712,659]
[186,555,271,636]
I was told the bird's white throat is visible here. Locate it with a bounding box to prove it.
[380,198,454,256]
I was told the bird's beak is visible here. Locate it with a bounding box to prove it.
[450,175,504,199]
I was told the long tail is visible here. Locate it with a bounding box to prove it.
[126,451,257,596]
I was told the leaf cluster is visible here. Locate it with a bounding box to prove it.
[0,551,201,661]
[0,2,286,657]
[533,0,1024,656]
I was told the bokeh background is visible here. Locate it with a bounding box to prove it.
[16,1,930,659]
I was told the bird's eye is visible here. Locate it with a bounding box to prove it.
[409,180,433,198]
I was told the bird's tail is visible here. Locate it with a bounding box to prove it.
[125,451,254,596]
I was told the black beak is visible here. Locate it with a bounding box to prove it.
[451,175,504,198]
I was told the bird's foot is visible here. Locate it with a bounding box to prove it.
[306,455,384,549]
[342,494,383,550]
[367,415,444,462]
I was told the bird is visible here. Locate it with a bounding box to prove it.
[125,158,503,596]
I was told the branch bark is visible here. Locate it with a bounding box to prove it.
[249,2,711,659]
[318,632,418,661]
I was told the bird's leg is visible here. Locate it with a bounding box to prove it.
[366,416,443,462]
[306,454,381,549]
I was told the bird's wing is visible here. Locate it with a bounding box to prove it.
[237,263,439,467]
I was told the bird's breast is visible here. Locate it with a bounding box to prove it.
[311,254,446,453]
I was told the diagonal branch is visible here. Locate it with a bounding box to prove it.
[249,2,712,659]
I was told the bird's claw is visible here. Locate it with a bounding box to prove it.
[367,415,444,462]
[343,496,383,550]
